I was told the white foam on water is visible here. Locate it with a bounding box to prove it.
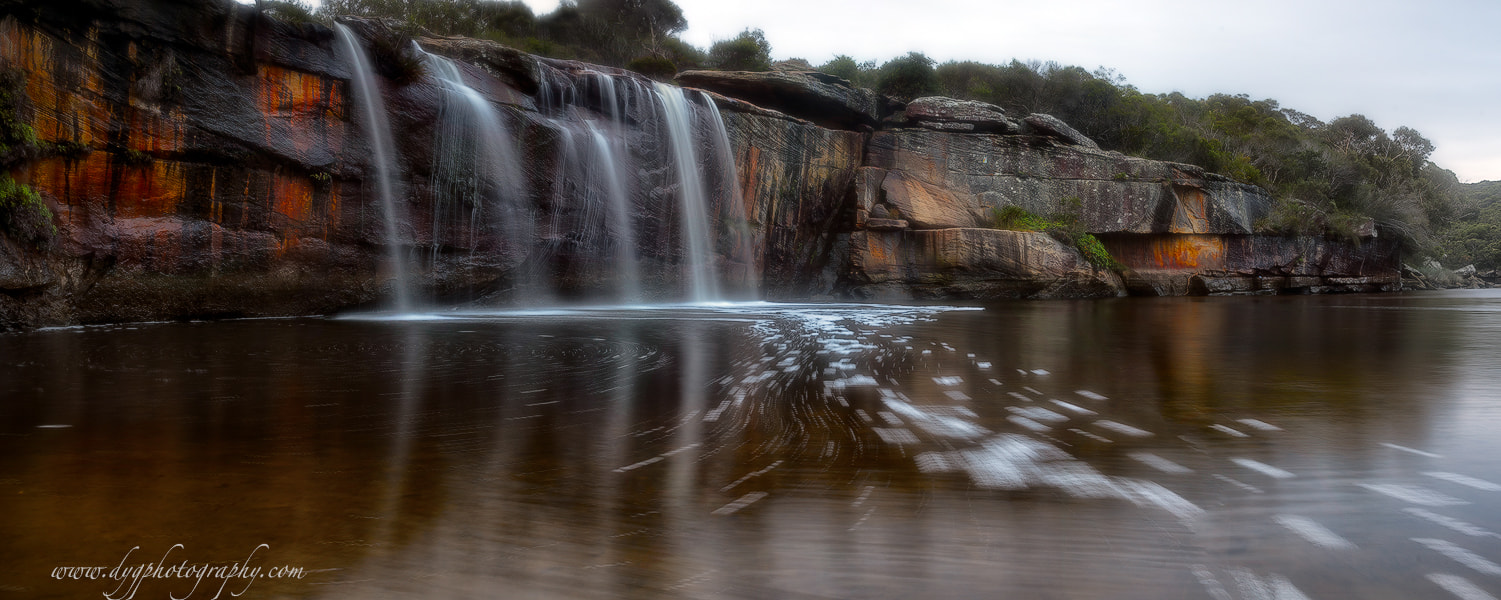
[1008,415,1051,432]
[36,424,72,429]
[1414,538,1501,576]
[932,376,964,386]
[874,428,920,445]
[1007,406,1068,423]
[855,409,875,424]
[720,460,783,492]
[878,411,904,426]
[1274,514,1356,550]
[1426,472,1501,492]
[1095,420,1153,438]
[1129,452,1192,474]
[1427,573,1499,600]
[1360,483,1470,506]
[988,378,1003,386]
[1069,428,1112,443]
[1237,419,1283,432]
[943,390,972,401]
[1213,474,1264,494]
[1228,570,1312,600]
[922,434,1199,521]
[1031,369,1051,375]
[1192,565,1234,600]
[1382,442,1444,458]
[1404,508,1500,538]
[1231,458,1296,479]
[882,396,989,439]
[977,362,992,369]
[615,456,663,472]
[1210,424,1249,438]
[712,491,769,516]
[1075,390,1109,401]
[1007,392,1033,402]
[1050,399,1096,415]
[1022,386,1044,396]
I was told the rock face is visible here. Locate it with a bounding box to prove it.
[895,96,1018,134]
[1021,113,1100,149]
[0,0,1405,329]
[846,228,1123,300]
[675,69,886,131]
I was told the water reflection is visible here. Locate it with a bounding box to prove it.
[3,292,1501,598]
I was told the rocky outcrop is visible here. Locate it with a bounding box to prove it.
[0,0,1407,329]
[675,69,887,131]
[1104,234,1401,295]
[1021,113,1099,149]
[893,96,1019,134]
[845,228,1122,300]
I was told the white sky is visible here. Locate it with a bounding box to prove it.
[266,0,1500,181]
[511,0,1501,182]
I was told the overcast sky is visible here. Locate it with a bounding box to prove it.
[510,0,1499,182]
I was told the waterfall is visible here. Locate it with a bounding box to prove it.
[420,48,532,294]
[587,121,643,302]
[654,82,722,303]
[338,38,748,307]
[702,96,756,299]
[333,23,412,312]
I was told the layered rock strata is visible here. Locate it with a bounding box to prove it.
[0,1,1403,329]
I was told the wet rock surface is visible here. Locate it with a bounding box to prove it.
[0,0,1403,329]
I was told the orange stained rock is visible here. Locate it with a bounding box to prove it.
[256,65,346,159]
[1141,235,1225,270]
[742,145,761,210]
[29,153,187,218]
[0,21,109,146]
[1169,186,1211,234]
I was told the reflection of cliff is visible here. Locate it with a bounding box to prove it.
[0,0,1400,329]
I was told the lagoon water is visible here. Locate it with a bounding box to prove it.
[4,290,1501,599]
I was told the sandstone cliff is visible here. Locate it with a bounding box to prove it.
[0,0,1401,330]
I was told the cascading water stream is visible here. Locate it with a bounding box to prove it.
[654,82,722,303]
[333,23,412,312]
[587,121,644,302]
[421,50,527,249]
[702,97,756,299]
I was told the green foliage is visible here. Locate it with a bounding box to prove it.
[987,204,1048,231]
[1436,181,1501,270]
[368,27,426,85]
[707,28,771,71]
[118,148,152,166]
[987,200,1123,271]
[0,174,54,247]
[263,0,324,24]
[626,55,677,80]
[320,0,695,72]
[40,139,90,159]
[876,52,937,101]
[817,55,876,88]
[0,67,36,164]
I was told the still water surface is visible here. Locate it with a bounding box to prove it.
[4,291,1501,599]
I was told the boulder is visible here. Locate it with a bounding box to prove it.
[1021,113,1099,149]
[899,96,1019,133]
[865,130,1270,235]
[880,171,979,230]
[675,70,886,130]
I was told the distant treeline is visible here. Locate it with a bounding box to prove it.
[269,0,1479,263]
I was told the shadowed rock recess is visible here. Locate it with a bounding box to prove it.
[0,0,1399,329]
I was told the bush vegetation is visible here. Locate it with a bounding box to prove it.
[988,200,1123,271]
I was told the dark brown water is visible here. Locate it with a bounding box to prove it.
[5,291,1501,599]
